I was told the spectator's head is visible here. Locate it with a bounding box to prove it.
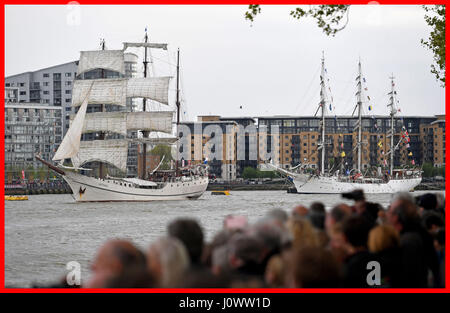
[227,233,266,275]
[288,216,320,249]
[203,229,235,268]
[416,193,438,214]
[326,203,351,234]
[292,205,309,219]
[168,218,204,265]
[362,202,383,226]
[368,225,399,253]
[291,246,341,288]
[265,209,288,228]
[422,211,444,234]
[387,198,420,233]
[147,237,190,287]
[85,239,148,288]
[391,191,415,204]
[250,221,291,269]
[342,215,372,251]
[309,202,326,230]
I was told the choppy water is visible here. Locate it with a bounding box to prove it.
[5,190,441,287]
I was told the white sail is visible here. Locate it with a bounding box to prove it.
[53,93,90,161]
[70,111,174,135]
[72,77,171,106]
[127,77,171,105]
[72,78,127,107]
[78,112,127,136]
[126,111,173,134]
[77,50,125,76]
[71,139,129,172]
[123,42,168,50]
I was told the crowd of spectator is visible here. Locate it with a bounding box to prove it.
[47,190,445,288]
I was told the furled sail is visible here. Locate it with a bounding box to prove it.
[122,42,168,50]
[127,77,170,105]
[53,90,90,161]
[70,111,174,135]
[72,77,171,106]
[71,139,129,172]
[130,137,178,145]
[77,50,125,76]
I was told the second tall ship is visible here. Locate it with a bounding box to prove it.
[269,54,422,194]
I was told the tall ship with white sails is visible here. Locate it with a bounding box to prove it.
[37,32,209,202]
[268,54,422,194]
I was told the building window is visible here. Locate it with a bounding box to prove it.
[43,82,49,86]
[43,91,49,95]
[65,72,72,77]
[43,73,49,78]
[19,91,26,95]
[65,90,71,94]
[65,98,71,103]
[65,81,72,86]
[5,83,10,87]
[19,83,25,87]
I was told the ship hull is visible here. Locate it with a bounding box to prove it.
[293,175,421,194]
[62,171,209,202]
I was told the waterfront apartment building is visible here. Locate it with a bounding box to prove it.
[5,61,78,133]
[5,102,62,170]
[179,117,239,180]
[257,115,444,172]
[421,117,446,167]
[177,115,445,180]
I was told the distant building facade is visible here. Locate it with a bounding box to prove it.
[5,61,78,134]
[257,115,444,172]
[177,114,445,180]
[179,117,238,180]
[5,102,62,169]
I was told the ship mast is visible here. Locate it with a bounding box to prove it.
[356,59,363,173]
[319,52,326,175]
[175,48,180,177]
[141,29,149,179]
[388,74,396,175]
[99,38,106,179]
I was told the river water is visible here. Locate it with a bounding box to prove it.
[5,190,441,287]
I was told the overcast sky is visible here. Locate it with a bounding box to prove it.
[5,5,445,120]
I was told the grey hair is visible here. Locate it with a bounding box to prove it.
[390,192,415,205]
[150,237,190,287]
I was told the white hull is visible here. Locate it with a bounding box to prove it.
[293,175,421,194]
[62,171,209,202]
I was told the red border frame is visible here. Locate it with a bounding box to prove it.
[0,1,448,293]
